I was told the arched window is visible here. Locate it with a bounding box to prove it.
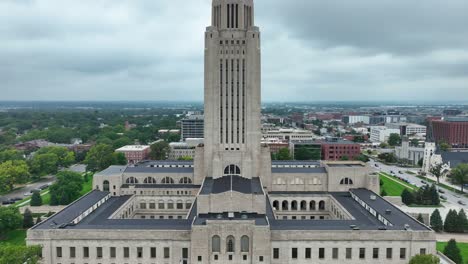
[241,236,249,252]
[144,177,157,184]
[310,201,316,210]
[319,200,325,210]
[226,236,235,252]
[224,164,241,175]
[282,201,289,210]
[272,200,279,211]
[212,235,221,252]
[103,180,110,192]
[161,177,175,184]
[300,200,307,211]
[340,178,354,185]
[126,177,138,184]
[291,200,298,210]
[179,177,192,184]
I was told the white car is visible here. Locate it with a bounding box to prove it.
[23,192,32,196]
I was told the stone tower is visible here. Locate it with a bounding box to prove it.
[202,0,262,180]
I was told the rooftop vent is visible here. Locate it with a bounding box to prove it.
[378,226,387,230]
[216,214,223,219]
[228,212,235,219]
[385,209,392,215]
[241,214,248,219]
[370,195,376,201]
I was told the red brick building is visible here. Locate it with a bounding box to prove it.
[116,145,151,164]
[321,141,361,161]
[431,117,468,148]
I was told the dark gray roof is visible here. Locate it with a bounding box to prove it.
[136,160,194,166]
[328,163,365,168]
[271,167,326,173]
[194,212,268,226]
[440,151,468,168]
[272,160,321,165]
[200,177,264,195]
[121,184,201,189]
[125,166,194,174]
[33,190,110,229]
[96,165,126,176]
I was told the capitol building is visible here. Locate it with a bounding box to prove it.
[27,0,436,263]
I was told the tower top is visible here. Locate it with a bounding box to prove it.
[211,0,254,30]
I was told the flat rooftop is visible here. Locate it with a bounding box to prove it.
[116,145,150,151]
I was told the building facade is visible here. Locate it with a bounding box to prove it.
[370,126,401,143]
[27,1,436,263]
[386,123,427,136]
[181,115,205,141]
[115,145,151,164]
[431,117,468,148]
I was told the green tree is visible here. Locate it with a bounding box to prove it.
[409,254,440,264]
[112,152,128,165]
[388,133,401,146]
[418,158,424,167]
[0,160,30,192]
[401,189,415,205]
[84,144,116,172]
[276,148,292,160]
[0,149,24,163]
[457,209,468,233]
[0,206,22,235]
[356,154,370,162]
[444,209,459,233]
[429,184,440,205]
[149,141,170,160]
[178,156,194,161]
[380,189,387,196]
[30,153,59,177]
[340,155,349,161]
[443,239,462,264]
[410,138,420,147]
[417,213,424,223]
[439,142,451,152]
[36,146,75,168]
[378,152,398,163]
[35,215,42,225]
[30,191,42,207]
[379,142,388,148]
[23,208,34,228]
[451,163,468,192]
[112,137,133,149]
[430,209,444,232]
[430,163,444,184]
[49,171,84,205]
[0,245,42,264]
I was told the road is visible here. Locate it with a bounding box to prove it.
[370,159,468,211]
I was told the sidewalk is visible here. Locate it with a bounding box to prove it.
[424,174,465,194]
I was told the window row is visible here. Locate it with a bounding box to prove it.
[272,200,326,211]
[211,235,249,253]
[273,247,417,260]
[125,177,193,184]
[273,177,322,185]
[56,246,173,259]
[139,200,192,210]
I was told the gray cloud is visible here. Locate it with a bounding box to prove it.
[0,0,467,102]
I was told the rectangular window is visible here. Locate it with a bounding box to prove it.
[292,248,298,259]
[319,248,325,259]
[137,247,143,258]
[56,247,62,258]
[158,203,165,209]
[332,248,339,259]
[420,248,426,255]
[400,248,406,259]
[346,248,352,259]
[124,247,130,258]
[305,248,311,259]
[151,247,156,258]
[373,248,379,259]
[359,248,365,259]
[140,203,146,209]
[386,248,392,259]
[198,256,202,261]
[182,248,188,259]
[97,247,103,258]
[259,256,264,262]
[149,203,155,209]
[110,247,116,258]
[164,247,170,259]
[167,203,174,209]
[273,248,279,259]
[177,202,183,209]
[83,247,89,258]
[70,247,75,258]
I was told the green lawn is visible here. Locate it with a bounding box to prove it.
[437,242,468,263]
[380,174,409,196]
[0,230,27,246]
[80,173,93,196]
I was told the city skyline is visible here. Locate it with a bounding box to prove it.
[1,0,468,102]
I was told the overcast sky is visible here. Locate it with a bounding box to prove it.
[1,0,468,102]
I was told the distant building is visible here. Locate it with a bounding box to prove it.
[181,115,204,141]
[262,128,316,142]
[422,142,468,174]
[116,145,150,164]
[370,126,401,143]
[342,115,370,125]
[168,138,204,160]
[290,139,361,161]
[431,117,468,148]
[443,109,462,116]
[261,138,289,154]
[385,123,426,136]
[395,138,424,165]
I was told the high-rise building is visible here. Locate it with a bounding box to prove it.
[431,117,468,148]
[181,115,204,141]
[27,1,435,263]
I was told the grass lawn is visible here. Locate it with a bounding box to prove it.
[380,173,410,196]
[80,173,93,196]
[437,242,468,262]
[0,229,27,247]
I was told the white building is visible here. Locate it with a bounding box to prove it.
[370,126,401,143]
[27,1,435,263]
[394,139,424,165]
[169,138,204,160]
[385,123,426,136]
[342,115,370,125]
[262,128,317,142]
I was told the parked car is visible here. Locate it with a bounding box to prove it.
[11,197,22,202]
[398,171,403,174]
[23,192,32,196]
[390,170,394,174]
[458,200,467,206]
[440,195,447,200]
[1,200,14,205]
[39,184,49,190]
[375,164,379,167]
[438,189,445,194]
[30,189,41,193]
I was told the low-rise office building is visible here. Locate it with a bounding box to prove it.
[116,145,151,164]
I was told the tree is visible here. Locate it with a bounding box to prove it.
[451,163,468,192]
[380,189,387,196]
[356,154,370,162]
[429,184,440,205]
[84,144,116,172]
[409,254,440,264]
[112,137,133,149]
[410,138,420,147]
[276,148,292,160]
[178,156,194,161]
[36,147,75,168]
[0,245,42,264]
[30,153,59,177]
[23,208,34,228]
[457,209,468,233]
[443,239,462,264]
[418,158,424,167]
[379,142,388,148]
[401,189,415,205]
[439,142,451,152]
[430,209,444,232]
[340,155,349,161]
[49,171,84,205]
[30,191,42,207]
[35,215,42,225]
[0,149,24,163]
[0,207,22,235]
[378,152,397,163]
[417,213,424,223]
[388,133,401,146]
[112,152,127,165]
[444,209,459,233]
[0,160,30,192]
[149,141,170,160]
[430,163,444,184]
